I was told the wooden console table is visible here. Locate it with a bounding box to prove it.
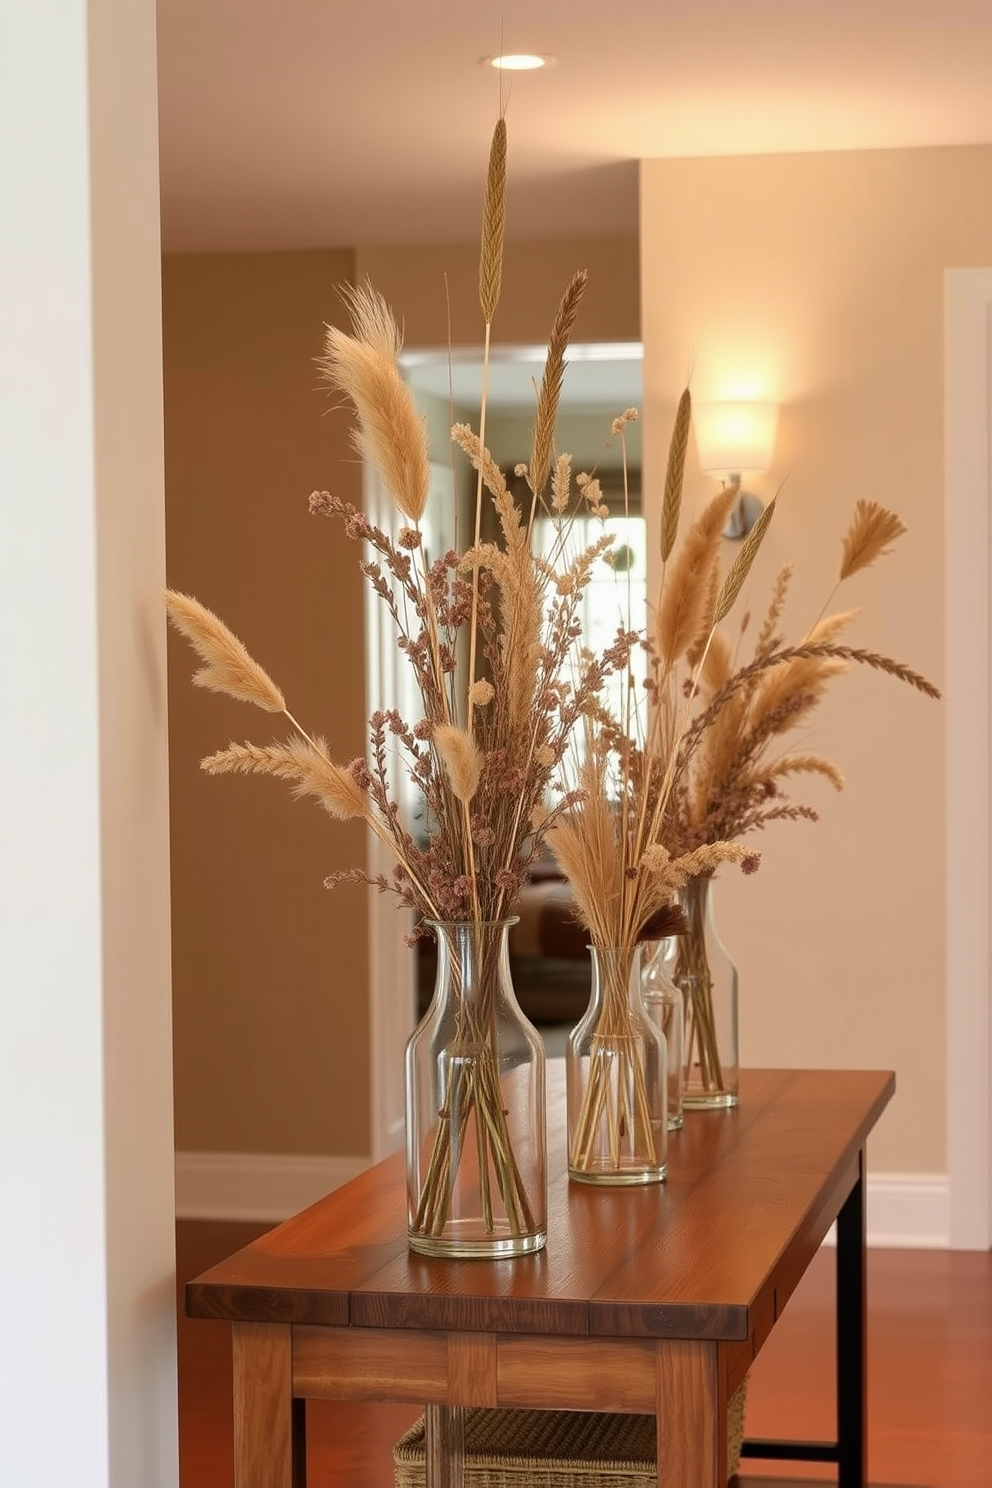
[187,1066,893,1488]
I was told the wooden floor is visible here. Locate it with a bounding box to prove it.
[176,1221,992,1488]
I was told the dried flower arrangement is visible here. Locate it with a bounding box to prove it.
[653,495,941,1099]
[166,116,643,1249]
[544,394,769,1176]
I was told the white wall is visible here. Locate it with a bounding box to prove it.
[0,2,178,1483]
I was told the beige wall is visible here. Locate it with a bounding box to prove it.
[166,236,638,1159]
[164,249,371,1156]
[641,144,992,1172]
[356,237,640,349]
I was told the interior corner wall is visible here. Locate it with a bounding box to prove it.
[163,248,371,1158]
[640,143,992,1174]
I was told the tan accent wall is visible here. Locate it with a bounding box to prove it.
[640,144,992,1172]
[164,249,370,1156]
[356,237,640,349]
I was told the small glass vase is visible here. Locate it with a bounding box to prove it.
[405,918,547,1258]
[566,944,668,1185]
[641,946,684,1131]
[662,874,739,1109]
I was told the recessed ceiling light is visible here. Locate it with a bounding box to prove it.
[484,53,555,72]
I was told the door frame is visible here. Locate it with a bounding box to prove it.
[945,267,992,1249]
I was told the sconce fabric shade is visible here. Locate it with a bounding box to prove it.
[694,401,779,478]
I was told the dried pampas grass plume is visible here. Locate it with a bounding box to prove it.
[202,737,368,820]
[839,501,907,581]
[433,724,484,805]
[320,283,431,524]
[165,591,285,713]
[655,484,739,668]
[807,609,860,645]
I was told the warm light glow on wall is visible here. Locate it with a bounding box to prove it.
[694,401,779,478]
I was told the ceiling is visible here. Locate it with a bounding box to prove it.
[157,0,992,254]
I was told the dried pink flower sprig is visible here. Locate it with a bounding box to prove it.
[300,474,626,927]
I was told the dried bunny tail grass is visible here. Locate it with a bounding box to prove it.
[320,284,430,524]
[166,591,285,713]
[433,724,484,805]
[479,117,507,324]
[655,484,739,669]
[660,388,692,562]
[714,495,777,624]
[530,270,589,499]
[807,609,861,645]
[754,562,793,659]
[769,754,845,790]
[839,500,907,581]
[202,738,368,820]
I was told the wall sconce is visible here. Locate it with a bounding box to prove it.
[693,400,779,538]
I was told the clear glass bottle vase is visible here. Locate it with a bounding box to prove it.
[641,946,685,1131]
[405,918,547,1258]
[566,944,668,1185]
[662,874,739,1109]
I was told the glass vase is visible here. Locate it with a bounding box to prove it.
[641,946,684,1131]
[566,944,668,1185]
[405,918,547,1258]
[662,874,739,1109]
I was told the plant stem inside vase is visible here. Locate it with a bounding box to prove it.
[406,919,547,1257]
[673,876,739,1109]
[567,945,667,1185]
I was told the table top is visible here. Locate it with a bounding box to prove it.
[187,1066,893,1345]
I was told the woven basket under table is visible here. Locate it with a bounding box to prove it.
[394,1379,747,1488]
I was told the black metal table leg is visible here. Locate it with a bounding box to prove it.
[292,1396,308,1488]
[836,1148,867,1488]
[740,1150,870,1482]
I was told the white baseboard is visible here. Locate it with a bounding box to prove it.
[174,1150,370,1222]
[175,1153,951,1246]
[821,1172,950,1249]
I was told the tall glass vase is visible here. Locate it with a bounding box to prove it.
[662,874,739,1109]
[405,918,547,1258]
[641,947,685,1131]
[566,944,668,1185]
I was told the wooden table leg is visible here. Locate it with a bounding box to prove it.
[232,1321,302,1488]
[655,1340,726,1488]
[424,1404,465,1488]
